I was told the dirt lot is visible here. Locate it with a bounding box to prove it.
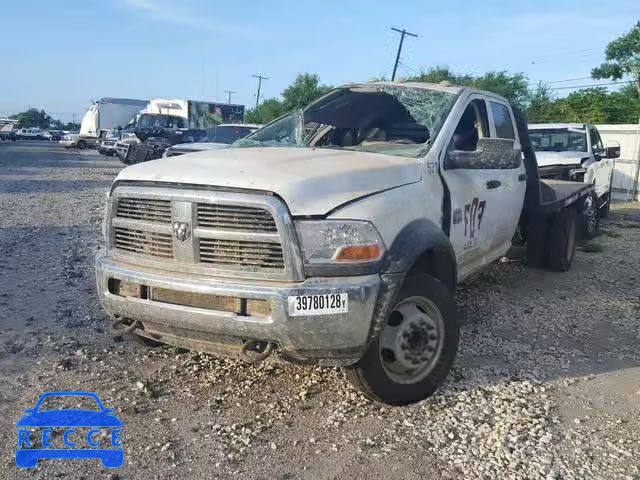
[0,141,639,480]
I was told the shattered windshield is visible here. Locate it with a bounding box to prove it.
[232,85,455,158]
[529,128,587,152]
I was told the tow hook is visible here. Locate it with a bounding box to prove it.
[241,340,275,364]
[111,317,139,338]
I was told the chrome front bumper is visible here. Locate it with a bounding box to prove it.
[96,252,382,365]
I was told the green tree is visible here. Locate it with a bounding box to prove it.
[472,71,529,108]
[544,87,640,124]
[245,98,286,124]
[10,108,53,128]
[525,83,559,122]
[592,22,640,95]
[408,65,473,86]
[61,121,81,131]
[281,73,332,111]
[408,67,529,107]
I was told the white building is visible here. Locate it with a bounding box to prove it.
[597,123,640,202]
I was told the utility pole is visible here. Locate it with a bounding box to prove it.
[391,27,418,81]
[224,90,237,104]
[252,74,269,108]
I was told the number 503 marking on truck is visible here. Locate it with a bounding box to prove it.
[464,197,486,239]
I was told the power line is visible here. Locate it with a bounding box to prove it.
[398,60,421,77]
[252,74,269,108]
[391,27,418,81]
[548,81,633,91]
[529,76,594,86]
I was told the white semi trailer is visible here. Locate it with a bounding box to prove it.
[77,98,148,149]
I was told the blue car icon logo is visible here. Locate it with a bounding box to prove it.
[16,391,123,468]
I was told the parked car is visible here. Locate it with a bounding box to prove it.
[529,123,620,237]
[16,128,49,140]
[0,130,17,141]
[59,133,80,148]
[163,124,261,157]
[47,130,65,141]
[97,82,592,406]
[97,133,120,156]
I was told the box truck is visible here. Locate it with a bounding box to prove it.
[76,98,148,149]
[121,99,245,164]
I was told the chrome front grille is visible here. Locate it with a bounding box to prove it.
[199,238,284,269]
[116,198,172,223]
[196,203,277,232]
[114,227,173,258]
[108,186,302,280]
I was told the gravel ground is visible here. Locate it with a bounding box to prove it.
[0,141,639,479]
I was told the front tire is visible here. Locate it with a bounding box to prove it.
[345,272,459,406]
[77,140,86,150]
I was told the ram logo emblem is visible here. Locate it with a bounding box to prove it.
[172,221,191,243]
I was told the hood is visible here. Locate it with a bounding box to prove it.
[536,150,588,167]
[170,142,229,152]
[115,147,421,216]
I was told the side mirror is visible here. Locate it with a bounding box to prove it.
[605,144,620,159]
[24,408,35,414]
[105,408,115,415]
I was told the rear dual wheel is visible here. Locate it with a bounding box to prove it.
[346,272,459,406]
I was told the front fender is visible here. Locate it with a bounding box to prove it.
[381,218,457,285]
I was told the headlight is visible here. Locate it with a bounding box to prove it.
[295,220,384,267]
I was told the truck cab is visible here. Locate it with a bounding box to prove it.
[529,123,620,236]
[97,82,590,405]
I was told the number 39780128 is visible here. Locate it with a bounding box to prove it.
[287,293,349,316]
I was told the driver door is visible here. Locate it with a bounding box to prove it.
[440,95,526,279]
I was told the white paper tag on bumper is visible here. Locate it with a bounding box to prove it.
[287,293,349,316]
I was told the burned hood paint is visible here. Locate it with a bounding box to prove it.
[114,147,421,216]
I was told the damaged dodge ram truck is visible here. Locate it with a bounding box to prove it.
[96,82,592,405]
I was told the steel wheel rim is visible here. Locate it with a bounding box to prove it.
[584,196,598,235]
[378,296,445,384]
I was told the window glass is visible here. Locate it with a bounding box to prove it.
[590,128,604,152]
[446,100,520,170]
[490,102,515,139]
[448,100,490,152]
[529,128,587,152]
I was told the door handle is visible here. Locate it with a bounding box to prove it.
[486,180,501,189]
[518,173,527,182]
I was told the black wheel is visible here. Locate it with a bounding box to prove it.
[600,192,611,218]
[77,140,86,150]
[582,191,600,239]
[548,208,577,272]
[345,272,459,406]
[132,331,164,348]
